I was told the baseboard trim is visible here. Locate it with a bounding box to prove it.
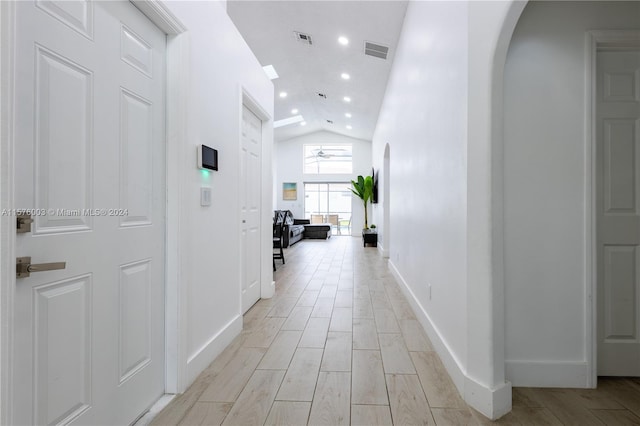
[186,314,242,386]
[388,260,512,420]
[388,260,466,390]
[506,360,590,388]
[465,376,512,419]
[377,242,389,258]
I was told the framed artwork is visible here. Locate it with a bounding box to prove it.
[283,182,297,200]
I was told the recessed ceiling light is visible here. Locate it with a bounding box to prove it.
[262,65,279,80]
[343,96,351,103]
[341,73,350,80]
[346,125,352,130]
[345,113,352,118]
[300,121,307,126]
[291,108,299,114]
[338,36,349,45]
[279,91,287,98]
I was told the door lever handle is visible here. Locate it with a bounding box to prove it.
[16,256,66,279]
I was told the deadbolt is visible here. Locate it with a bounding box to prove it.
[16,256,66,279]
[16,214,34,233]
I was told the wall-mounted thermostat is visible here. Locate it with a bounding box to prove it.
[197,144,218,171]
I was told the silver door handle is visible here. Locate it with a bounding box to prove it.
[16,256,66,278]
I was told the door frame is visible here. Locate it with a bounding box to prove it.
[0,2,16,424]
[587,30,640,387]
[0,1,189,421]
[381,143,391,258]
[240,88,274,309]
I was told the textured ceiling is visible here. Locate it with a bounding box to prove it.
[227,0,408,142]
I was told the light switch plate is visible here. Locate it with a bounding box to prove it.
[200,187,212,206]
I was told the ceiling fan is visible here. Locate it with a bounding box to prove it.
[312,147,350,159]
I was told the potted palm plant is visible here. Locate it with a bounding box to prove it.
[351,174,373,230]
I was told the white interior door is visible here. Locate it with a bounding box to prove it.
[240,105,262,313]
[597,49,640,376]
[12,1,166,424]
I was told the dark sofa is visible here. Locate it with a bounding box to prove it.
[275,210,306,248]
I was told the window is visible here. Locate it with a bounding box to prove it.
[304,182,352,235]
[304,144,352,174]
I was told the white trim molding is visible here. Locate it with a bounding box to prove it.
[0,1,16,423]
[131,0,186,35]
[388,260,512,420]
[185,315,242,385]
[241,88,274,302]
[131,0,189,396]
[506,360,590,388]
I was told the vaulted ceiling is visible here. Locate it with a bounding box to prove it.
[227,0,409,142]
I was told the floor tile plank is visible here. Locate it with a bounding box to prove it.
[589,409,640,426]
[308,372,351,426]
[264,401,311,426]
[256,330,302,370]
[281,307,312,331]
[320,331,352,372]
[298,317,330,348]
[311,297,335,318]
[430,408,476,426]
[221,369,285,426]
[378,333,416,374]
[198,347,267,402]
[276,348,323,401]
[296,290,319,307]
[374,308,401,333]
[353,318,379,350]
[242,317,286,348]
[329,307,353,332]
[352,350,388,405]
[178,402,232,426]
[386,374,435,425]
[267,297,298,318]
[353,296,375,319]
[411,351,466,408]
[400,319,433,351]
[351,405,393,426]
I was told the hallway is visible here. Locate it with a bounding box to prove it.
[150,237,640,425]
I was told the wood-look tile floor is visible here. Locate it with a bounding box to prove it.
[151,237,640,426]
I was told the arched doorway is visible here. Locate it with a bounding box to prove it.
[500,1,639,388]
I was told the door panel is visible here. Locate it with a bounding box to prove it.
[119,89,153,226]
[35,0,94,39]
[34,276,92,425]
[12,1,166,424]
[241,105,262,313]
[118,259,152,383]
[35,46,93,233]
[598,49,640,376]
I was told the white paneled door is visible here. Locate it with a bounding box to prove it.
[240,105,262,313]
[12,1,166,424]
[597,49,640,376]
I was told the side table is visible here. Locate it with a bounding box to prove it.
[362,230,377,247]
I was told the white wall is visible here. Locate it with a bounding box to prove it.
[372,0,471,403]
[274,131,372,235]
[163,1,274,388]
[372,0,520,419]
[503,1,640,387]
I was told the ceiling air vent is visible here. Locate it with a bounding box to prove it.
[294,31,313,45]
[364,41,389,60]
